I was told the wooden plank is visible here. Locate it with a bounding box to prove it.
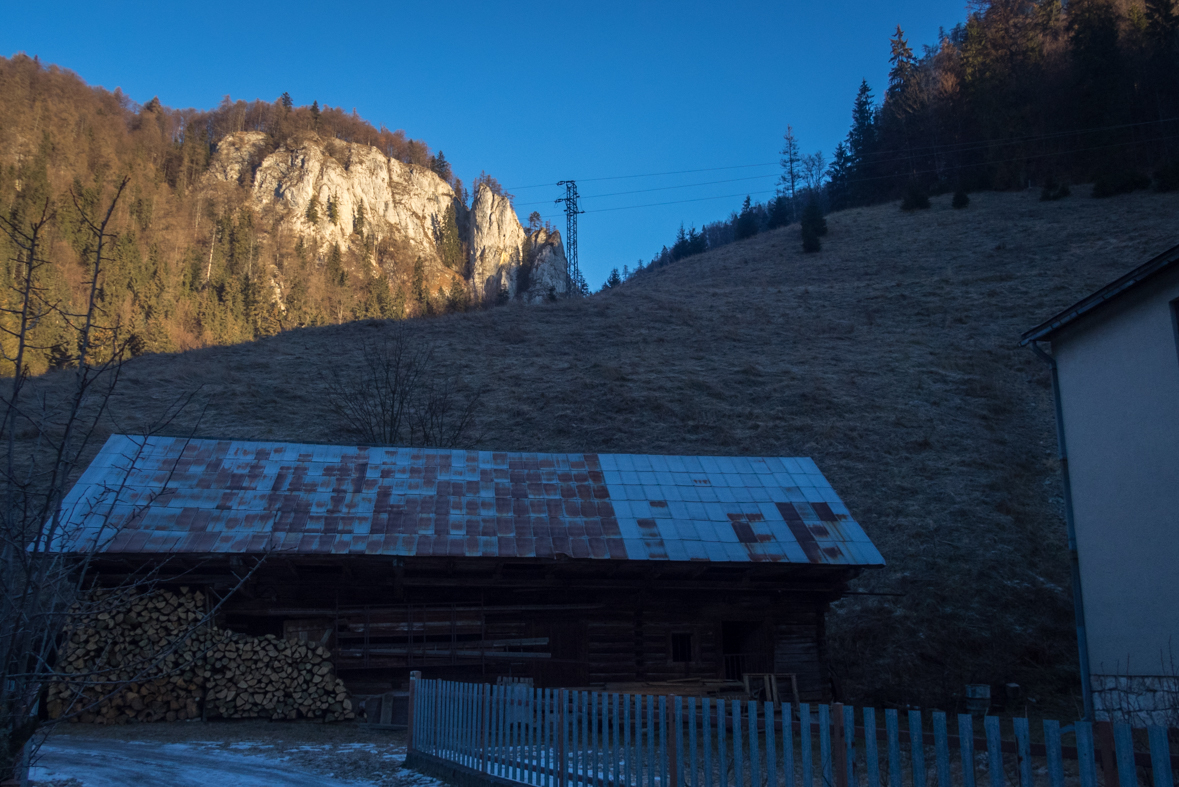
[959,715,976,787]
[933,713,951,787]
[783,703,796,787]
[1148,726,1173,787]
[766,702,778,787]
[1043,720,1063,787]
[719,700,729,787]
[1075,721,1095,787]
[704,699,713,787]
[801,703,814,787]
[834,703,848,787]
[750,702,761,787]
[1113,723,1136,787]
[886,709,902,787]
[908,711,926,787]
[985,717,1003,787]
[864,707,880,787]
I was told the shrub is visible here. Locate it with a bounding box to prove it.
[800,199,826,253]
[1154,159,1179,193]
[952,189,970,209]
[1092,169,1150,198]
[1040,177,1071,201]
[901,181,931,211]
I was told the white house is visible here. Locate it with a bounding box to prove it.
[1021,242,1179,725]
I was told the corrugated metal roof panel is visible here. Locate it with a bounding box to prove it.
[56,435,884,567]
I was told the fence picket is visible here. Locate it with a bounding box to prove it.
[1013,718,1031,787]
[675,696,685,787]
[766,702,778,787]
[845,704,857,787]
[1147,726,1173,787]
[933,712,950,787]
[614,694,621,787]
[801,703,814,787]
[691,699,700,787]
[820,705,833,787]
[626,693,634,787]
[735,699,745,787]
[864,707,880,787]
[661,696,669,787]
[704,699,713,787]
[1043,720,1063,787]
[958,715,976,787]
[1113,723,1136,787]
[886,709,902,787]
[908,711,926,787]
[750,702,761,787]
[649,695,657,787]
[783,703,796,787]
[719,700,729,787]
[984,717,1003,787]
[1075,721,1095,787]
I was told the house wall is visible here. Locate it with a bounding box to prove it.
[1051,264,1179,721]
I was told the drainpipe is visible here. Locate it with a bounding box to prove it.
[1029,339,1094,720]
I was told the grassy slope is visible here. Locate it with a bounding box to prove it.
[29,188,1179,711]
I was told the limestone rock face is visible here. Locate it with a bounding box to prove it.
[206,132,269,185]
[250,134,458,267]
[523,228,570,303]
[469,183,527,305]
[205,132,570,309]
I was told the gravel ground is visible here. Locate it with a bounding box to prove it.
[30,721,434,787]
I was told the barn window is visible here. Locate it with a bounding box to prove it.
[670,632,694,663]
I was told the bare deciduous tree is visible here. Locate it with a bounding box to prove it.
[324,330,484,448]
[0,178,254,781]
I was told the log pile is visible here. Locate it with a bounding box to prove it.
[47,587,355,724]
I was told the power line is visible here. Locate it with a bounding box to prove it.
[513,172,782,207]
[579,131,1179,215]
[507,161,778,191]
[507,116,1179,196]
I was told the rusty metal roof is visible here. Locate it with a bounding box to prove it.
[59,436,883,566]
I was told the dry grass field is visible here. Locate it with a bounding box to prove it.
[18,188,1179,713]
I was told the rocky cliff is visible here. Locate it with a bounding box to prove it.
[205,132,567,308]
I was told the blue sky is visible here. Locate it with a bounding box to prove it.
[4,0,971,288]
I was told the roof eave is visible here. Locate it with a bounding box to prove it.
[1019,241,1179,346]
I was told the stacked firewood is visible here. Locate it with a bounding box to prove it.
[47,587,355,724]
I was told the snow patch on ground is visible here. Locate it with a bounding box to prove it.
[31,737,438,787]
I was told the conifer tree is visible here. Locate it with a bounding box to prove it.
[305,194,320,223]
[846,80,878,199]
[603,268,622,289]
[780,126,802,221]
[280,92,293,110]
[412,257,427,310]
[437,204,463,271]
[734,196,759,240]
[326,194,339,225]
[326,243,347,286]
[353,201,366,236]
[800,199,825,253]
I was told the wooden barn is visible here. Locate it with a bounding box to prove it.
[60,436,884,701]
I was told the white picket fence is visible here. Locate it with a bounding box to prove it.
[407,679,1178,787]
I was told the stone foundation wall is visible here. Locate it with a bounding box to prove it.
[1091,674,1179,726]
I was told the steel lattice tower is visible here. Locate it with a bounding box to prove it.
[555,180,584,296]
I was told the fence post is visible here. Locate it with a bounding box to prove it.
[669,695,679,787]
[1095,721,1119,787]
[407,671,420,752]
[833,703,848,787]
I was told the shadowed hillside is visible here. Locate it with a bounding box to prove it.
[20,188,1179,711]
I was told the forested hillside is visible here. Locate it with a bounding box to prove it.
[0,54,522,376]
[632,0,1179,276]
